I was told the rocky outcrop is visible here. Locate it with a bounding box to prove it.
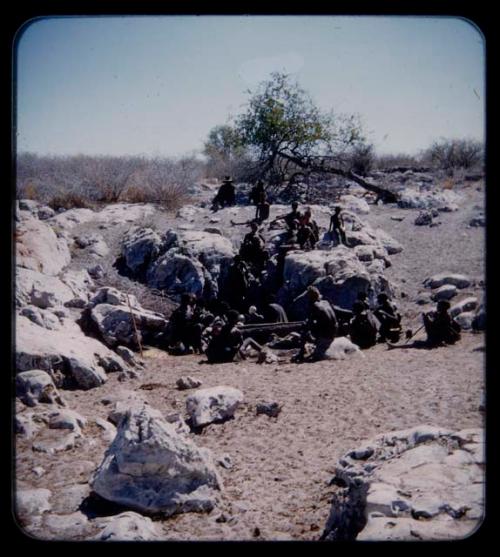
[16,267,74,309]
[398,189,462,212]
[122,226,164,275]
[16,216,71,276]
[321,426,484,541]
[146,229,235,300]
[90,405,222,516]
[90,303,167,349]
[284,247,392,320]
[186,386,244,428]
[59,269,95,307]
[16,316,128,390]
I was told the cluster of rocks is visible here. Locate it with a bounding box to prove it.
[16,383,249,539]
[117,197,403,319]
[415,272,484,330]
[321,425,484,541]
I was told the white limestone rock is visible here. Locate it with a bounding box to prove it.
[90,303,167,349]
[16,217,71,275]
[59,269,94,307]
[16,488,52,519]
[16,316,128,390]
[325,337,364,360]
[186,386,244,428]
[322,425,484,542]
[16,369,65,407]
[92,512,161,541]
[16,267,73,309]
[90,405,222,516]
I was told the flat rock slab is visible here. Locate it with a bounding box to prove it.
[322,425,484,541]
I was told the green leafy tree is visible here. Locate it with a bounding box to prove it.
[234,72,375,184]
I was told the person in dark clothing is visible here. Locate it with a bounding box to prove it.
[212,176,236,211]
[356,291,371,311]
[262,301,289,323]
[349,301,378,349]
[245,305,265,324]
[225,255,253,312]
[374,293,402,343]
[206,309,244,363]
[189,297,215,353]
[423,300,461,347]
[255,192,271,223]
[166,293,195,354]
[272,201,302,231]
[249,180,265,206]
[240,222,268,272]
[293,286,338,362]
[329,206,347,246]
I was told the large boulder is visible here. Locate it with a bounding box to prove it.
[16,267,74,309]
[16,217,71,276]
[146,229,235,300]
[122,227,164,275]
[185,386,244,428]
[147,250,207,298]
[90,405,222,516]
[90,303,167,349]
[322,426,484,541]
[16,316,128,390]
[283,247,392,319]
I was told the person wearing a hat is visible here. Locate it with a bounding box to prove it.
[212,175,236,210]
[423,300,461,347]
[249,179,265,206]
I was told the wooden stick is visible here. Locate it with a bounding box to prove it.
[126,293,143,358]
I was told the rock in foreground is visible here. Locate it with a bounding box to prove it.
[322,426,484,541]
[91,405,222,516]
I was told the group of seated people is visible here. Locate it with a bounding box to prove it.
[169,178,463,364]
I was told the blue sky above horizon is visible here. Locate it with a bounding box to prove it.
[15,15,485,158]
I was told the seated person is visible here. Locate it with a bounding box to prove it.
[374,293,402,343]
[206,310,244,363]
[349,301,378,349]
[423,300,461,347]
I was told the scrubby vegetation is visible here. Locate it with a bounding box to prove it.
[16,74,483,208]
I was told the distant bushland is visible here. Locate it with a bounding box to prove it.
[15,153,205,211]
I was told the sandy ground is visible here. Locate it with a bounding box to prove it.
[14,180,486,541]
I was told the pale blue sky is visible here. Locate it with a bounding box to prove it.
[15,15,485,158]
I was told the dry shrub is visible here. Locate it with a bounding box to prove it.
[120,185,149,204]
[441,177,455,190]
[48,191,94,211]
